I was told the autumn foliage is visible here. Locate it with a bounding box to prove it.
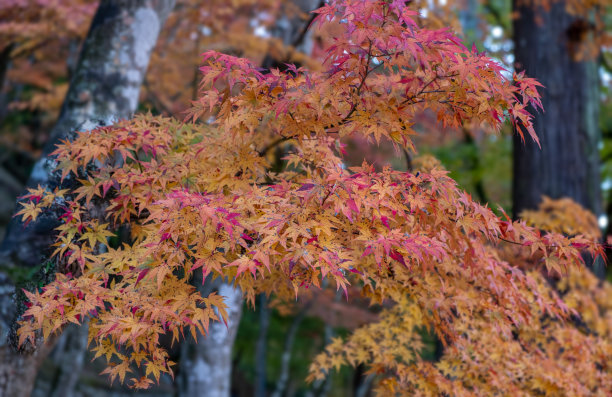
[14,0,610,393]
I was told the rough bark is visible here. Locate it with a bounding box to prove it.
[0,1,174,396]
[512,1,601,218]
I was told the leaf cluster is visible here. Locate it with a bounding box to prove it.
[14,0,607,392]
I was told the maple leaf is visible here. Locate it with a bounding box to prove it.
[14,201,43,225]
[79,222,115,249]
[74,176,101,205]
[144,360,166,383]
[101,360,132,385]
[14,0,609,392]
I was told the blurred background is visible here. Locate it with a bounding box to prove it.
[0,0,610,396]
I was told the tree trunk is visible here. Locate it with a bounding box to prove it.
[0,1,174,396]
[177,2,321,396]
[2,0,175,268]
[512,1,601,218]
[254,294,270,397]
[46,322,89,397]
[178,276,243,397]
[271,301,311,397]
[0,333,56,397]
